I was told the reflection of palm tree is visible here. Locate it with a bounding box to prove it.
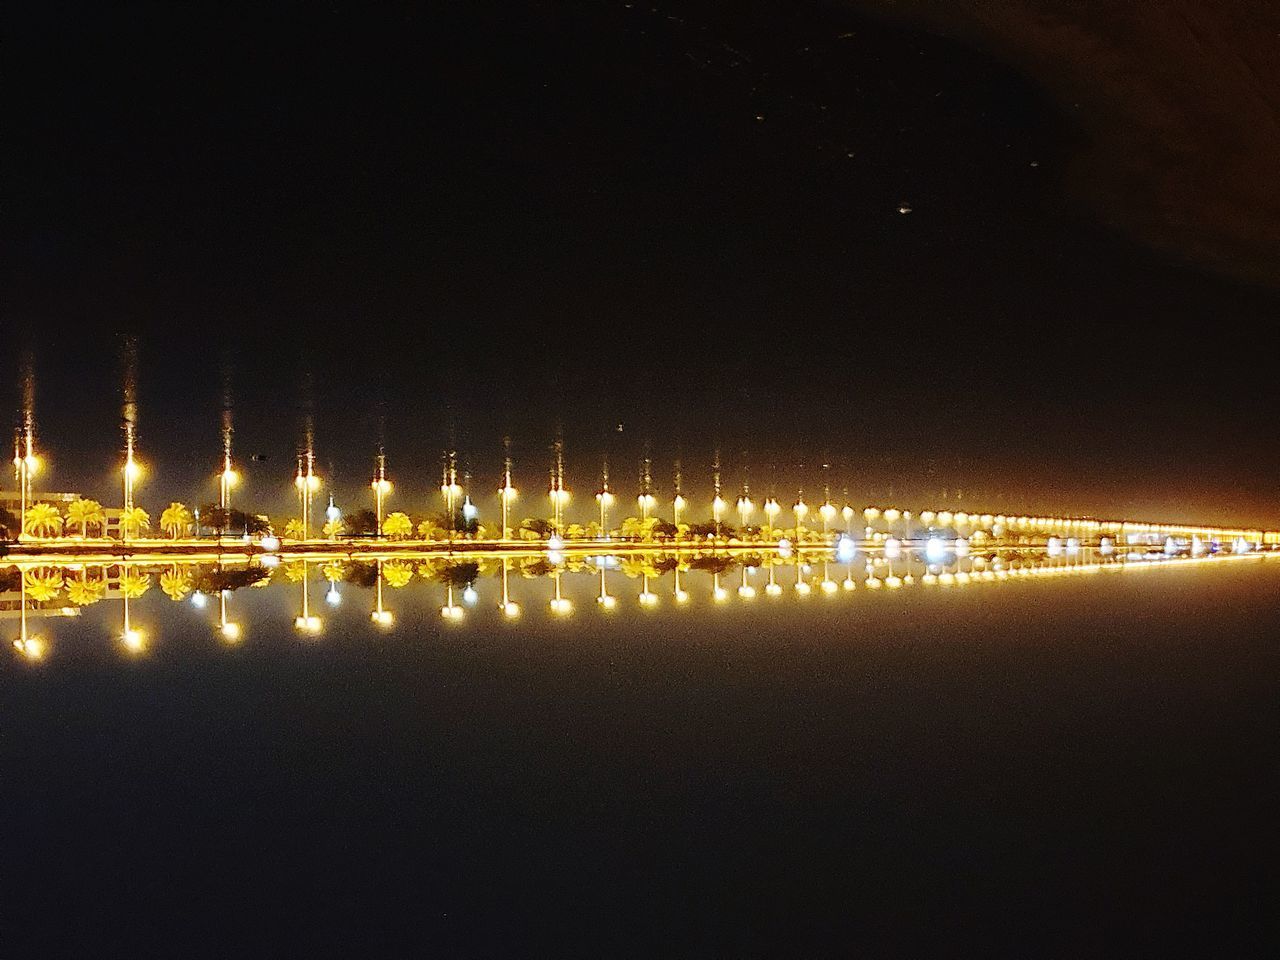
[322,561,345,583]
[66,570,107,606]
[23,567,64,602]
[119,506,150,539]
[382,512,413,539]
[120,571,151,598]
[160,566,193,600]
[23,503,62,538]
[160,502,193,539]
[66,499,105,537]
[382,560,414,588]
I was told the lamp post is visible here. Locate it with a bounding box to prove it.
[711,451,725,534]
[638,457,656,523]
[793,493,809,541]
[672,461,686,530]
[371,449,391,536]
[596,479,614,537]
[500,453,518,541]
[294,450,320,541]
[12,428,40,541]
[441,451,462,537]
[548,440,569,534]
[218,445,238,512]
[763,497,781,540]
[736,486,753,534]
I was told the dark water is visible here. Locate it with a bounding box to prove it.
[3,555,1278,957]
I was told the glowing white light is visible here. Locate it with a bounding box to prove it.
[639,591,659,606]
[547,534,564,551]
[462,586,478,605]
[777,538,793,558]
[884,537,901,560]
[371,610,394,626]
[674,589,690,604]
[122,629,145,651]
[325,497,340,523]
[502,601,521,618]
[925,537,948,563]
[260,554,280,569]
[326,586,341,607]
[462,497,478,521]
[220,621,242,641]
[836,536,857,563]
[191,591,207,608]
[954,538,970,558]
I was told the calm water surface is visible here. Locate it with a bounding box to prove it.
[3,554,1277,957]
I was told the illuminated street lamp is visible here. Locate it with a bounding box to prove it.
[793,494,809,539]
[548,441,570,534]
[596,475,615,536]
[441,450,462,536]
[293,449,321,540]
[325,495,341,541]
[371,449,392,536]
[736,486,754,533]
[499,447,518,541]
[637,457,657,522]
[711,451,725,533]
[12,427,41,541]
[819,495,837,537]
[672,461,687,529]
[763,497,781,539]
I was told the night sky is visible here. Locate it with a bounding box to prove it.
[8,1,1279,523]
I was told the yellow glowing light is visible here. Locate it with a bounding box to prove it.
[25,454,41,475]
[737,584,756,599]
[737,496,754,517]
[820,503,837,522]
[674,589,690,603]
[883,507,900,523]
[501,484,518,501]
[122,628,145,652]
[124,459,143,480]
[639,591,658,606]
[794,500,809,520]
[863,507,880,521]
[713,586,728,602]
[673,494,687,511]
[220,621,242,641]
[221,468,239,487]
[549,488,571,505]
[502,601,521,618]
[550,597,574,615]
[13,636,46,660]
[795,581,812,596]
[821,579,838,594]
[596,490,615,506]
[294,474,306,489]
[372,478,392,493]
[371,610,395,626]
[306,475,322,492]
[294,616,322,633]
[766,582,783,597]
[638,494,657,510]
[764,498,781,518]
[598,594,618,610]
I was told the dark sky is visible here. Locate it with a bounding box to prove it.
[7,0,1279,524]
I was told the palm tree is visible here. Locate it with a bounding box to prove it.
[119,506,150,539]
[321,560,346,583]
[322,518,346,540]
[23,502,63,539]
[382,511,413,539]
[283,518,305,541]
[23,567,64,602]
[65,499,106,538]
[416,518,446,540]
[160,502,193,540]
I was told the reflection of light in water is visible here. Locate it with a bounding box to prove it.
[13,637,46,660]
[777,539,792,558]
[925,538,947,563]
[326,585,341,606]
[371,610,394,626]
[294,616,322,633]
[463,585,478,605]
[220,621,242,641]
[122,629,145,652]
[884,537,901,559]
[191,591,207,608]
[503,601,521,618]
